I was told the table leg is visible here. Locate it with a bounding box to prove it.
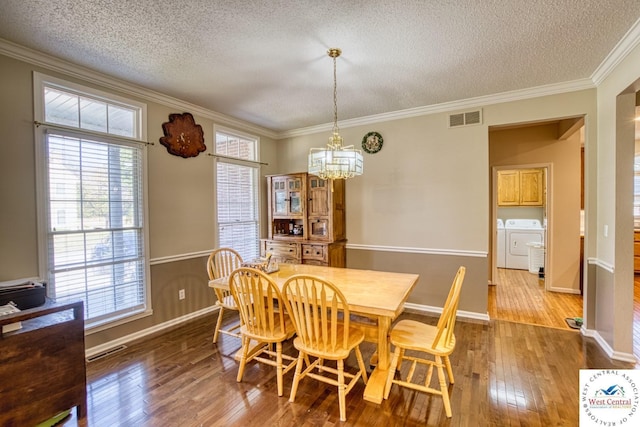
[363,316,391,404]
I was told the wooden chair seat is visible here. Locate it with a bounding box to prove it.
[292,324,364,361]
[216,293,237,310]
[387,320,456,356]
[240,314,296,343]
[383,266,466,419]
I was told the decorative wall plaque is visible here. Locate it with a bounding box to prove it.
[362,131,383,154]
[159,112,206,158]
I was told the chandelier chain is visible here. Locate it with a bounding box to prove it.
[333,54,339,135]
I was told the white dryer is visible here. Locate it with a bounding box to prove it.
[496,219,505,268]
[505,219,544,270]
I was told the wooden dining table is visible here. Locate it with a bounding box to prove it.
[208,263,419,404]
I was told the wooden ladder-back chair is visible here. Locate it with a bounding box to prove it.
[383,266,466,418]
[228,267,297,397]
[282,274,368,422]
[206,248,243,343]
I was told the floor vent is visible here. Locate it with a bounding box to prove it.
[449,109,482,128]
[86,345,127,362]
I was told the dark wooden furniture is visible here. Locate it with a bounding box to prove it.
[0,300,86,425]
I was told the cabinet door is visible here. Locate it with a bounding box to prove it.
[308,175,329,216]
[520,169,544,206]
[288,176,303,215]
[309,218,330,240]
[497,170,519,206]
[271,175,304,216]
[271,176,288,216]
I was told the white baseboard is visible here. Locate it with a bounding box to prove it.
[85,306,218,359]
[547,286,581,294]
[582,327,637,364]
[403,302,490,322]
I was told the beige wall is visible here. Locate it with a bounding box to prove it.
[490,123,582,292]
[0,55,39,279]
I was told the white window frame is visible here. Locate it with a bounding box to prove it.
[213,125,261,261]
[33,72,152,331]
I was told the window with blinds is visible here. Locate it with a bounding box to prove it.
[34,73,148,327]
[215,129,260,261]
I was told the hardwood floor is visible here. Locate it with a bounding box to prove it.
[635,275,640,363]
[491,268,640,364]
[489,268,583,329]
[58,307,634,426]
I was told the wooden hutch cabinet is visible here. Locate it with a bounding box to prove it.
[497,168,544,206]
[261,172,346,267]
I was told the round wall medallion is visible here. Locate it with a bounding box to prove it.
[362,131,383,154]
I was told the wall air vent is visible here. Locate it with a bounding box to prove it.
[448,109,482,128]
[86,344,127,362]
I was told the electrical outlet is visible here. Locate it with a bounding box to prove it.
[179,289,185,300]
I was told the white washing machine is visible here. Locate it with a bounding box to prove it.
[505,219,545,270]
[497,219,506,268]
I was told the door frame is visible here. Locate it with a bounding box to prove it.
[491,163,552,289]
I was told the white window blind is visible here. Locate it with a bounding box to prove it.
[46,132,145,323]
[35,73,148,327]
[215,129,259,261]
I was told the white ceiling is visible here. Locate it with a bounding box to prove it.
[1,1,640,134]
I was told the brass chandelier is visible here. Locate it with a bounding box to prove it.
[308,48,363,180]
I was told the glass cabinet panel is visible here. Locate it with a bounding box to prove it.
[274,191,286,214]
[310,219,328,238]
[290,190,302,214]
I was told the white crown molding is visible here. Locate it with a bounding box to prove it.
[591,17,640,85]
[347,243,487,258]
[279,78,595,139]
[0,38,278,140]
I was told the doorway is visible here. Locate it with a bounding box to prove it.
[493,166,549,287]
[488,120,584,328]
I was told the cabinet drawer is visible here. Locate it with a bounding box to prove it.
[634,256,640,273]
[302,244,326,261]
[302,259,328,266]
[264,240,299,258]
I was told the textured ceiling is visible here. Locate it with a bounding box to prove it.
[1,0,640,133]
